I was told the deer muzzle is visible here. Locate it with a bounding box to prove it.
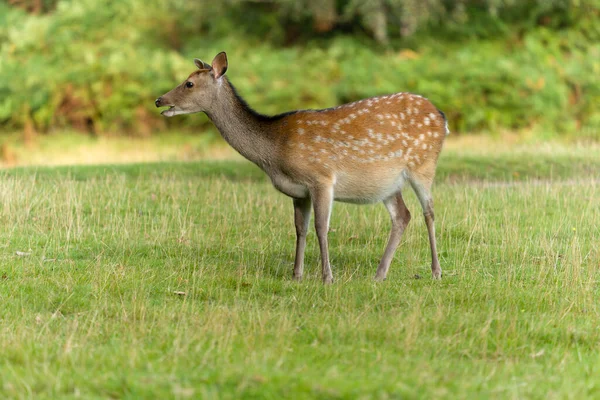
[155,97,177,116]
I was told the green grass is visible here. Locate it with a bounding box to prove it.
[1,149,599,399]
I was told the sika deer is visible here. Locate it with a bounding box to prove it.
[156,52,449,284]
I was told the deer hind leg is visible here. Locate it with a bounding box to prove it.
[292,197,312,281]
[374,191,412,281]
[408,173,442,279]
[310,186,334,284]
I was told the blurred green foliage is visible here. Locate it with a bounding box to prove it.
[0,0,599,137]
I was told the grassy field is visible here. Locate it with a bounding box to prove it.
[1,146,599,399]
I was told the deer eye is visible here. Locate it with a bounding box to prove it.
[185,81,194,88]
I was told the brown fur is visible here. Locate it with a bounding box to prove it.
[274,94,446,203]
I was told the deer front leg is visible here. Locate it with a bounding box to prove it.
[292,197,312,281]
[310,186,334,284]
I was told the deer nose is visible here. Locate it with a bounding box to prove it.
[155,97,162,107]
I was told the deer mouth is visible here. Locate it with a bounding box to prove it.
[160,105,179,117]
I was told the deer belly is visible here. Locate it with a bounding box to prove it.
[333,169,408,204]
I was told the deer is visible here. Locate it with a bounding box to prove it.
[155,52,449,284]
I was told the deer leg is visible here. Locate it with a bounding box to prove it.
[374,191,411,281]
[423,203,441,279]
[310,186,334,284]
[292,197,312,281]
[409,177,442,279]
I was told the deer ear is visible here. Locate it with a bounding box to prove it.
[194,58,211,70]
[211,52,228,79]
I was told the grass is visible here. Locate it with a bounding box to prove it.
[0,146,599,398]
[0,130,232,167]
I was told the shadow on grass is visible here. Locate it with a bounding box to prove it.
[0,161,266,182]
[2,152,598,183]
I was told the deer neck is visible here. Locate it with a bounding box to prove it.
[205,79,279,168]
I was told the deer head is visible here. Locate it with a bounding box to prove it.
[155,52,228,117]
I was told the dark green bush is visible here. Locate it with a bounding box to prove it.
[0,0,598,138]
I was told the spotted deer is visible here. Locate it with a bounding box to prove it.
[156,52,449,284]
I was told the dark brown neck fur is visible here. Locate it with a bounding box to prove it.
[204,78,295,168]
